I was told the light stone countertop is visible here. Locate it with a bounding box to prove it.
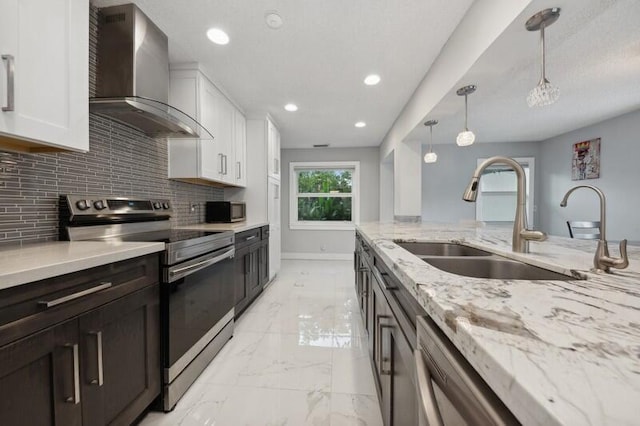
[177,221,268,233]
[357,222,640,426]
[0,241,165,290]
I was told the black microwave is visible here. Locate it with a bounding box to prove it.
[205,201,246,223]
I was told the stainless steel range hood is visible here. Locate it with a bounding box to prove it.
[90,4,210,139]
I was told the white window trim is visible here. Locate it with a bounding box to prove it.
[289,161,360,231]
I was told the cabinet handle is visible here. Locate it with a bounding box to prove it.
[219,153,224,174]
[376,315,392,376]
[380,272,397,290]
[64,343,81,404]
[38,282,112,308]
[379,318,393,375]
[223,155,228,175]
[2,54,15,112]
[237,161,241,179]
[88,331,104,386]
[414,349,444,426]
[246,235,257,241]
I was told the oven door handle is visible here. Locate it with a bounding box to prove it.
[169,247,235,278]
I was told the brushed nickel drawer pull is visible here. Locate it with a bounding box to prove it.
[38,282,113,308]
[88,331,104,386]
[1,54,14,112]
[64,343,81,404]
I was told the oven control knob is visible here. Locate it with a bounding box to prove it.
[153,202,161,210]
[93,200,106,210]
[162,202,170,209]
[76,200,90,211]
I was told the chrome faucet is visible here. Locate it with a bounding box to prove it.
[560,185,629,273]
[463,156,547,253]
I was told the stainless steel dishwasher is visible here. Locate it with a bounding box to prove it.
[415,316,520,426]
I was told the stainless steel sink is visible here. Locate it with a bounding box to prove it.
[423,257,575,280]
[396,242,492,257]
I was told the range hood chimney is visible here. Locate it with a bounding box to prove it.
[90,4,210,139]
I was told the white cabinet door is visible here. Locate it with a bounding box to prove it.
[0,0,88,152]
[200,78,224,180]
[214,91,235,184]
[268,177,281,278]
[233,110,247,187]
[267,119,281,180]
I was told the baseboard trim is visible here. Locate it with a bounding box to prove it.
[281,252,353,261]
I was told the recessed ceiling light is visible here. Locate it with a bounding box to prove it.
[284,103,298,112]
[206,28,229,45]
[364,74,381,86]
[355,121,366,128]
[265,12,283,29]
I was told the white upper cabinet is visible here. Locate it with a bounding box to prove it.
[168,66,246,187]
[267,118,281,180]
[0,0,89,153]
[233,110,247,187]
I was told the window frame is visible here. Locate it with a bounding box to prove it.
[289,161,360,231]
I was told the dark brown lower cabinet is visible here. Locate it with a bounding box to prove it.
[0,254,160,426]
[79,285,160,425]
[357,232,419,426]
[0,319,80,426]
[258,238,269,287]
[234,226,270,318]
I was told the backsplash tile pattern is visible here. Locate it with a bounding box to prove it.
[0,5,222,247]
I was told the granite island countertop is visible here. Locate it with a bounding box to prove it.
[357,222,640,426]
[0,241,165,290]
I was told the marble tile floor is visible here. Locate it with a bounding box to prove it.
[140,259,383,426]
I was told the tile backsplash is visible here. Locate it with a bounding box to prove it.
[0,5,222,247]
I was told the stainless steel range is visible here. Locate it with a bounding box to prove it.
[59,195,235,411]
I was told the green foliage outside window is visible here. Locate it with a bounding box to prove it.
[297,170,352,221]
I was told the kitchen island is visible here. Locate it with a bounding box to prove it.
[357,222,640,426]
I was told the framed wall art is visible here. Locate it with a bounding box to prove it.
[572,138,600,180]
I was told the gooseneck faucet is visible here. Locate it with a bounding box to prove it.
[463,156,547,253]
[560,185,629,273]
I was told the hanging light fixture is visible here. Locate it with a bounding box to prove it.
[456,85,476,147]
[423,120,438,163]
[526,8,561,107]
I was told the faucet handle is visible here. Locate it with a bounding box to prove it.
[521,229,548,242]
[601,239,630,270]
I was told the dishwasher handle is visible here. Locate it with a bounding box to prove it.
[415,349,445,426]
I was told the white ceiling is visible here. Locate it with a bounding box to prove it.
[92,0,474,148]
[406,0,640,145]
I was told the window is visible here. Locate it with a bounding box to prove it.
[289,161,360,230]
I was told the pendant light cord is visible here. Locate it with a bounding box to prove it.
[464,94,469,131]
[540,23,547,84]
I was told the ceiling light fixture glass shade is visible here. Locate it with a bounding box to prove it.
[423,120,438,163]
[456,85,476,147]
[526,8,561,107]
[284,103,298,112]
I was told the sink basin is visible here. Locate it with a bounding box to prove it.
[396,242,492,257]
[423,257,575,280]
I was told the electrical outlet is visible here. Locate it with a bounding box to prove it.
[320,245,326,252]
[190,203,197,213]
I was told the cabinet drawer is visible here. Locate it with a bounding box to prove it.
[235,228,261,249]
[0,254,159,348]
[261,226,270,240]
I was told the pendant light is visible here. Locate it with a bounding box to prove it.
[526,8,561,107]
[456,85,476,146]
[423,120,438,163]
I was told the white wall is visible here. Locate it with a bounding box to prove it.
[539,109,640,241]
[422,141,541,224]
[281,147,380,257]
